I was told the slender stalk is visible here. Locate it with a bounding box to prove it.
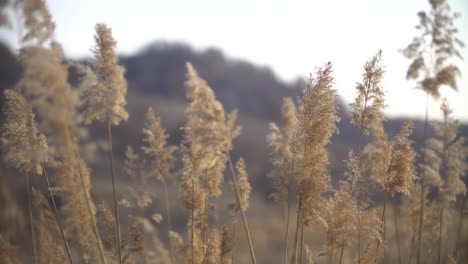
[204,171,209,248]
[376,188,388,262]
[40,162,73,264]
[357,199,362,264]
[393,200,402,264]
[161,179,175,263]
[456,194,467,262]
[283,162,294,264]
[299,223,304,264]
[329,240,334,264]
[227,153,257,264]
[283,197,291,264]
[291,204,303,264]
[191,177,195,264]
[77,160,107,264]
[62,125,106,263]
[25,172,37,264]
[106,120,122,264]
[416,94,430,264]
[161,179,172,232]
[437,205,444,264]
[339,246,344,264]
[355,86,369,264]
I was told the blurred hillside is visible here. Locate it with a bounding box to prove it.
[1,40,467,200]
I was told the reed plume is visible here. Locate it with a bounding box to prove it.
[267,97,298,263]
[348,50,387,263]
[203,229,221,264]
[181,62,245,262]
[232,158,251,212]
[316,186,358,264]
[291,62,339,264]
[19,0,55,46]
[1,89,47,175]
[141,107,176,231]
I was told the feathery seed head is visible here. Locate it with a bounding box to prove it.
[402,0,464,98]
[351,50,385,137]
[182,62,240,197]
[141,107,176,183]
[387,121,416,195]
[295,62,338,226]
[234,158,251,212]
[268,97,298,203]
[81,23,128,125]
[1,89,48,174]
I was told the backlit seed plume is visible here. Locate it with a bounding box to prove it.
[296,62,339,226]
[188,225,204,264]
[267,97,298,203]
[81,23,128,125]
[233,158,251,212]
[16,44,78,142]
[432,100,466,202]
[21,0,55,45]
[124,145,147,185]
[317,187,358,249]
[141,107,176,184]
[350,50,385,137]
[386,121,416,195]
[402,0,464,98]
[1,89,48,174]
[366,121,416,196]
[123,146,153,209]
[182,62,240,197]
[203,229,221,264]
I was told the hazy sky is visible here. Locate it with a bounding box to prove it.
[2,0,468,121]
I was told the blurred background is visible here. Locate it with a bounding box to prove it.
[0,0,467,262]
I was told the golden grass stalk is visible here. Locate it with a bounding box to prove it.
[227,154,256,264]
[40,162,73,263]
[25,172,37,263]
[181,62,242,262]
[291,62,338,264]
[80,23,129,264]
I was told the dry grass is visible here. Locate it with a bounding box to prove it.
[0,0,467,264]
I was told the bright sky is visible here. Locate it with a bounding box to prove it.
[2,0,468,121]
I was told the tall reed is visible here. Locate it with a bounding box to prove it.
[401,1,464,262]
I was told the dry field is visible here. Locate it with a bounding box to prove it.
[0,0,467,263]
